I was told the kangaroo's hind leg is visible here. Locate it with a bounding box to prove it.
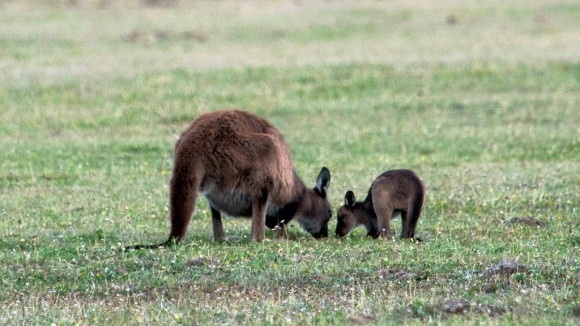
[250,192,269,242]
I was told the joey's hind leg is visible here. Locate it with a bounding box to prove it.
[373,202,394,240]
[210,206,226,242]
[400,210,411,239]
[378,216,394,240]
[405,202,423,240]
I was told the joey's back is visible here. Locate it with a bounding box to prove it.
[336,169,424,240]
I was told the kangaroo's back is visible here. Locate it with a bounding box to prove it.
[125,109,331,248]
[174,110,299,202]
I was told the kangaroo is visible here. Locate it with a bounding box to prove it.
[335,169,424,240]
[126,109,331,249]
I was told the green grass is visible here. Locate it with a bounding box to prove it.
[0,0,579,324]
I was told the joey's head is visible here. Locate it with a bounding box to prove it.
[298,167,332,239]
[336,190,359,237]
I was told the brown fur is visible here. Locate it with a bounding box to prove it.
[126,110,331,249]
[336,169,425,240]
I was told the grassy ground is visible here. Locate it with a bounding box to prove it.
[0,0,578,324]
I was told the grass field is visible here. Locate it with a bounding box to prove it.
[0,0,578,324]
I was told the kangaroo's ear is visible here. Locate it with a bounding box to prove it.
[315,167,331,195]
[344,191,356,208]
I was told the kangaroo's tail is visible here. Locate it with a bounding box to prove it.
[120,237,180,251]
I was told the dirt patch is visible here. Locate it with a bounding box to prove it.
[140,0,179,7]
[186,256,220,268]
[122,29,207,43]
[507,217,547,227]
[446,14,459,26]
[378,268,426,281]
[484,260,527,278]
[479,260,528,293]
[442,299,469,314]
[441,299,506,317]
[347,313,377,324]
[473,303,507,317]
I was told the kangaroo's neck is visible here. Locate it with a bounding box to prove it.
[273,172,308,220]
[294,171,326,221]
[296,188,320,215]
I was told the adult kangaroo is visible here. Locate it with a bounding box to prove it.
[336,169,424,240]
[127,110,331,249]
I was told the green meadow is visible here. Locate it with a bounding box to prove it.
[0,0,578,324]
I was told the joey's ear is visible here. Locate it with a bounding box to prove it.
[344,191,356,208]
[315,167,331,195]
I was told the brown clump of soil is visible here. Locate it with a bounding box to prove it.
[378,268,426,281]
[484,260,527,278]
[507,217,547,227]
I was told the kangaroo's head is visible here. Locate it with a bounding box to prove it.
[335,190,360,237]
[296,167,332,239]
